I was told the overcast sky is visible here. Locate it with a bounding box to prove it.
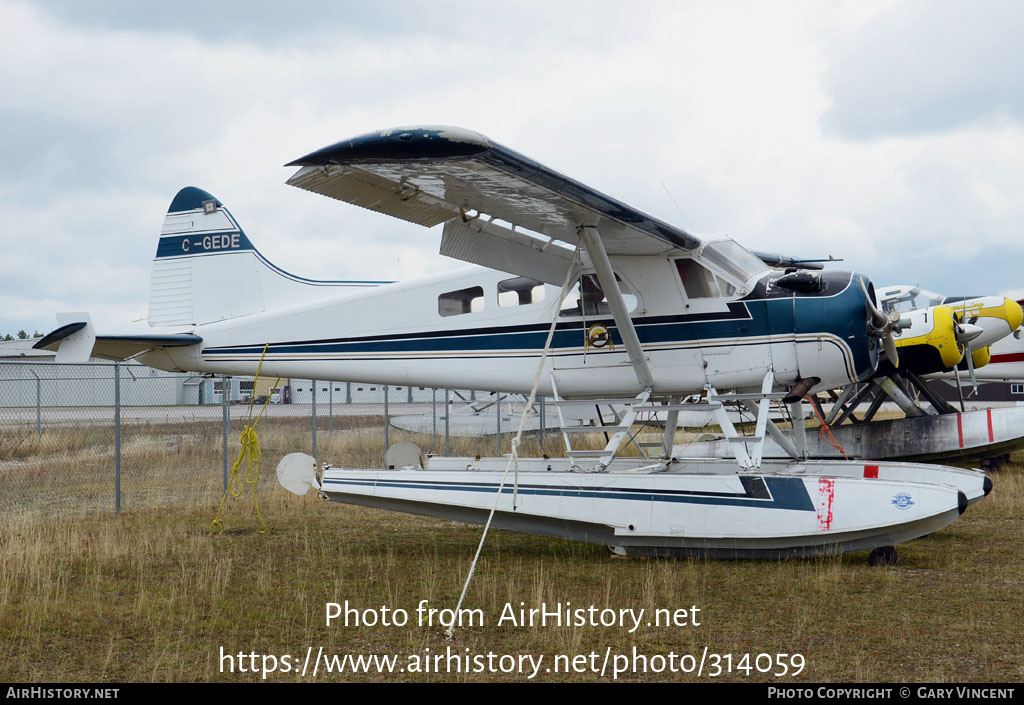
[3,0,1024,336]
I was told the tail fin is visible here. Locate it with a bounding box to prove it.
[148,187,388,327]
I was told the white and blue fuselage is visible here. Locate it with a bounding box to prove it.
[138,192,879,399]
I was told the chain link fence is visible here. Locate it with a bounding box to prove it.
[0,361,571,519]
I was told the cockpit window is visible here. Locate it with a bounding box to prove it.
[559,273,637,317]
[880,287,944,315]
[675,258,735,298]
[701,239,769,283]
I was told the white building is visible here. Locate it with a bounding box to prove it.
[0,339,208,407]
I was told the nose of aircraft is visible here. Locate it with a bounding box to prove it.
[961,297,1024,350]
[955,322,984,344]
[1006,297,1024,332]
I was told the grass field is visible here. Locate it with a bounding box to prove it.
[1,418,1022,683]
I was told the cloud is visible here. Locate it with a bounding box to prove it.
[2,0,1024,338]
[823,0,1024,138]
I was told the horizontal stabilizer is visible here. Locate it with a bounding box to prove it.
[35,315,201,362]
[34,313,96,363]
[88,334,203,361]
[33,321,87,351]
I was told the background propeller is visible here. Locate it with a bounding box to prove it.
[953,306,984,394]
[860,277,909,368]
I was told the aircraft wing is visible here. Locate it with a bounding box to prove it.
[285,126,699,284]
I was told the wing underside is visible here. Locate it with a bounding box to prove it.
[284,127,700,283]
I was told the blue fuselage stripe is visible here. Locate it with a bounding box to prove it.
[201,277,874,378]
[322,475,815,511]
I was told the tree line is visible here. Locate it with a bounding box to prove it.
[2,331,44,341]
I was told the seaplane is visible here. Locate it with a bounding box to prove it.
[36,126,992,561]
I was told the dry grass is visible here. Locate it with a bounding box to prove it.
[0,416,1022,683]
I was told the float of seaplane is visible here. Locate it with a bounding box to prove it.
[36,126,996,561]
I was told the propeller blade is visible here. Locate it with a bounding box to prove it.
[859,276,902,367]
[859,277,889,329]
[952,343,966,412]
[965,346,979,396]
[883,335,899,369]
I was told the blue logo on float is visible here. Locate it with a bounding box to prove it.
[891,492,915,510]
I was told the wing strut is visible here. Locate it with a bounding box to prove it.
[576,226,655,389]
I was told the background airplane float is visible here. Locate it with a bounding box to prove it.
[37,126,994,561]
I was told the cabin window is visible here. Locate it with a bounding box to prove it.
[498,277,546,308]
[559,273,637,317]
[880,287,945,315]
[438,286,485,317]
[675,258,735,298]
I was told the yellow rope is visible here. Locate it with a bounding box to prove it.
[210,344,280,535]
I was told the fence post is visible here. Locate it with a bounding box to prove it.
[31,370,41,438]
[384,385,390,453]
[312,379,318,469]
[432,388,437,438]
[221,374,229,493]
[329,383,333,435]
[114,363,121,515]
[496,392,502,456]
[539,395,545,449]
[346,381,351,404]
[444,389,450,456]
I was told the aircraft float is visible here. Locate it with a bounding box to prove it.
[37,126,995,561]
